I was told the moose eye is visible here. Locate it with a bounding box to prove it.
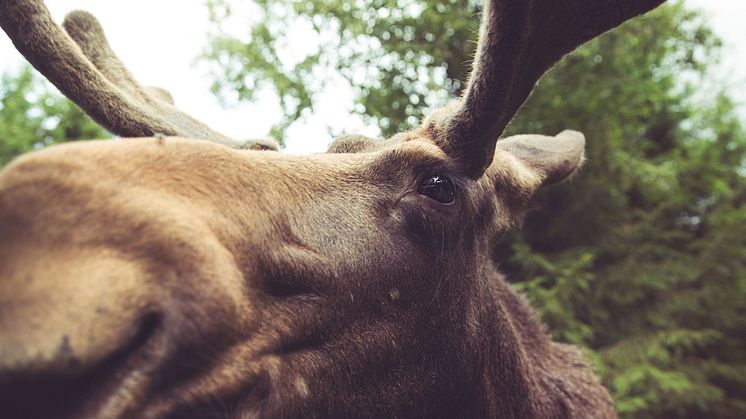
[417,175,456,204]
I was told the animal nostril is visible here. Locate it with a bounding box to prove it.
[0,312,162,419]
[125,312,162,358]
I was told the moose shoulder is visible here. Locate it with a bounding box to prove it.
[0,0,665,418]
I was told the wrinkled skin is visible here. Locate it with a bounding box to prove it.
[0,129,612,418]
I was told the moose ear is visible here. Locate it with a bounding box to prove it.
[495,130,585,186]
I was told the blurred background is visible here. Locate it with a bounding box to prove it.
[1,1,744,417]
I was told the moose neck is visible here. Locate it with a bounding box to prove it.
[469,263,616,418]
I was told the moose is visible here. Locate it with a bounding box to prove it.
[0,0,666,417]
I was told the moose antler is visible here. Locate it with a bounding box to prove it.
[0,0,238,146]
[433,0,666,178]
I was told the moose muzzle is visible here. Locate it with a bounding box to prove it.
[0,138,259,417]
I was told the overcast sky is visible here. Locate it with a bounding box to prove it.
[1,0,744,153]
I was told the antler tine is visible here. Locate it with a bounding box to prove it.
[61,12,199,130]
[0,0,238,146]
[434,0,666,178]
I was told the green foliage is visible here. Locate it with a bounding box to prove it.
[204,1,746,417]
[0,66,108,167]
[501,5,746,417]
[202,0,479,138]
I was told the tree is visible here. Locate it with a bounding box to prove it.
[203,1,746,417]
[499,5,746,416]
[0,66,108,167]
[201,0,481,139]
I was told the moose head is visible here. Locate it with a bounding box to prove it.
[0,0,665,417]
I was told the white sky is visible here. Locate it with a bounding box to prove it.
[1,0,744,154]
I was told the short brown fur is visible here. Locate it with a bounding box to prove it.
[0,1,665,417]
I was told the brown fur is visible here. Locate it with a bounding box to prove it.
[0,135,607,418]
[0,0,666,417]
